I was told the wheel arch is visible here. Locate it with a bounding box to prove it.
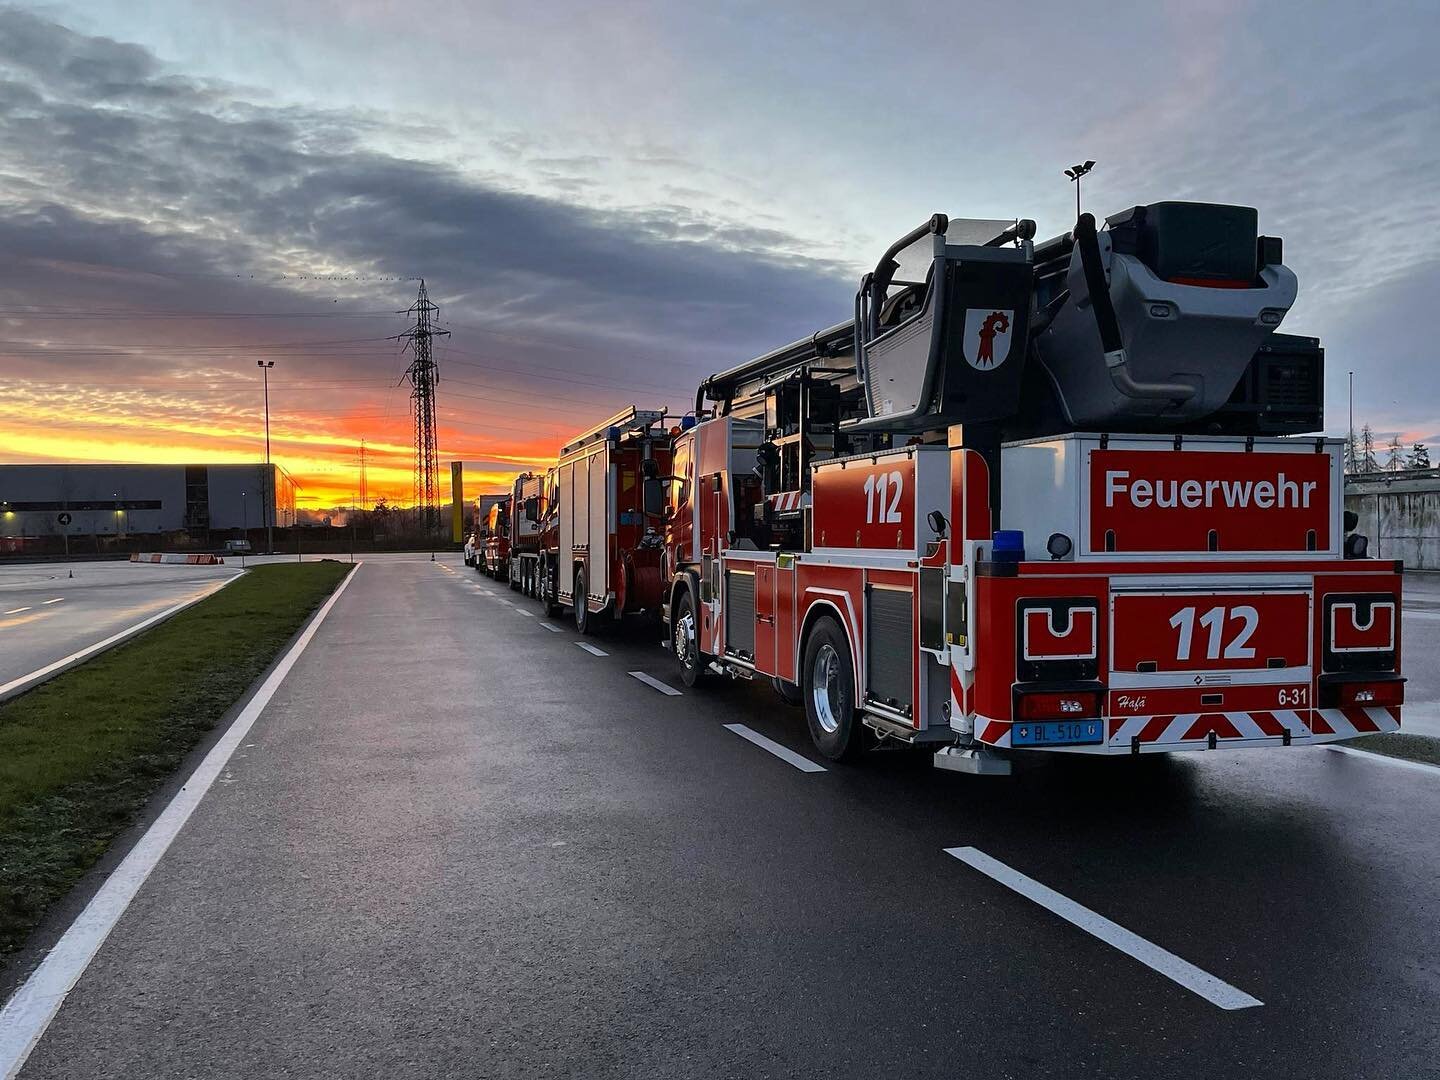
[798,596,861,691]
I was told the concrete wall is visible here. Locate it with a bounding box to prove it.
[1345,470,1440,571]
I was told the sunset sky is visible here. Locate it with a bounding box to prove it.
[2,2,1437,508]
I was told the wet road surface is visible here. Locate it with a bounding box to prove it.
[9,556,1440,1079]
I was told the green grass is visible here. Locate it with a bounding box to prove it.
[0,561,351,966]
[1339,732,1440,769]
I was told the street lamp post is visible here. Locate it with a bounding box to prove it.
[257,360,275,554]
[1064,160,1096,221]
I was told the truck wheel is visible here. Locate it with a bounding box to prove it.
[574,567,594,634]
[542,563,561,617]
[802,617,867,761]
[672,590,708,687]
[509,563,520,591]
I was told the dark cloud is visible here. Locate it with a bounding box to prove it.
[0,8,851,421]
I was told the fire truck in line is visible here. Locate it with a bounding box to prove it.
[643,204,1403,773]
[499,472,544,595]
[479,500,509,580]
[536,407,676,634]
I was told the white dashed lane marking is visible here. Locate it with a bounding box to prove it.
[575,642,608,657]
[944,846,1262,1011]
[628,671,682,696]
[722,724,827,773]
[539,622,562,633]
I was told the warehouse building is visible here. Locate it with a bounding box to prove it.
[0,463,298,540]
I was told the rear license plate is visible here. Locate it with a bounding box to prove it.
[1012,719,1104,747]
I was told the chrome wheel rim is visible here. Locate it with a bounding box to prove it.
[812,643,842,734]
[676,608,697,669]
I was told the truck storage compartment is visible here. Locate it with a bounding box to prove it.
[866,584,914,715]
[725,567,755,658]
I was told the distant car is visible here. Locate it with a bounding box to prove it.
[224,539,252,553]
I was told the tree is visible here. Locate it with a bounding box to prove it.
[1344,429,1360,474]
[1386,434,1405,472]
[1409,443,1432,470]
[1360,424,1378,473]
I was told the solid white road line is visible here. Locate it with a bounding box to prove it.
[628,671,682,696]
[723,723,827,773]
[575,642,608,657]
[1325,744,1440,775]
[0,562,363,1079]
[3,608,29,615]
[41,598,64,605]
[539,622,562,633]
[0,577,242,703]
[944,846,1263,1011]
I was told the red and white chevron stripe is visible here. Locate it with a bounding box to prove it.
[767,491,809,513]
[972,706,1400,752]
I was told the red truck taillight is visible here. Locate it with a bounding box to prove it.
[1015,688,1104,722]
[1318,674,1405,709]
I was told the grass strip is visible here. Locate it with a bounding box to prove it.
[0,561,351,967]
[1338,732,1440,769]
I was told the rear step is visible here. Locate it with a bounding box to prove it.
[933,745,1013,776]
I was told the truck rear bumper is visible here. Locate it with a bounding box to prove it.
[976,706,1401,754]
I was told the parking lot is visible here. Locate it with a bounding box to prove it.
[5,555,1438,1079]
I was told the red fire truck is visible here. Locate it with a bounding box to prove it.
[658,206,1403,773]
[480,500,509,580]
[539,407,674,633]
[503,472,544,596]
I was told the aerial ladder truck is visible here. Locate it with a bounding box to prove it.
[656,204,1404,773]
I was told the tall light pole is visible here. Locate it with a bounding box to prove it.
[1065,160,1096,221]
[258,360,275,554]
[1347,369,1355,473]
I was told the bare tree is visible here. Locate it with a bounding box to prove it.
[1361,424,1378,473]
[1386,434,1405,471]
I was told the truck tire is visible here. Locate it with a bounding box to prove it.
[672,589,708,687]
[509,562,521,591]
[542,561,562,617]
[802,616,868,761]
[574,567,595,634]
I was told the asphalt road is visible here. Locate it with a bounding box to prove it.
[9,555,1440,1079]
[0,560,241,692]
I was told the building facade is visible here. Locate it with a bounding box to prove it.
[0,463,297,539]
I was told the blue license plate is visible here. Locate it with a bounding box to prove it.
[1012,719,1104,746]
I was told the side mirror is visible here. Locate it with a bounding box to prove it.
[1343,509,1359,533]
[523,496,540,523]
[643,477,664,517]
[926,509,947,537]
